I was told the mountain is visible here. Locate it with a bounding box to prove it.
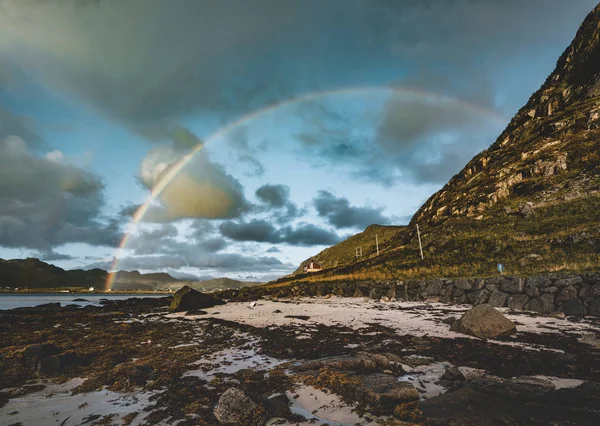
[165,277,263,293]
[0,258,261,292]
[0,258,179,290]
[286,4,600,283]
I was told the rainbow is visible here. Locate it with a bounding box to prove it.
[105,85,506,290]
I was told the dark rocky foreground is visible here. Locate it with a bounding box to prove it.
[1,293,600,425]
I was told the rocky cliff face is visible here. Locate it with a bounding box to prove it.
[412,4,600,226]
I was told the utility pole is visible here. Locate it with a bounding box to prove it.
[375,234,379,256]
[416,224,424,260]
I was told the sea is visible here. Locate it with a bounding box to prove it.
[0,293,167,310]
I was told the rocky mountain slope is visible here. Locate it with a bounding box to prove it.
[0,258,260,292]
[289,3,600,282]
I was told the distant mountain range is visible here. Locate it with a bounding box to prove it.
[0,258,262,292]
[290,4,600,283]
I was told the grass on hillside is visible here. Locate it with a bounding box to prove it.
[273,194,600,285]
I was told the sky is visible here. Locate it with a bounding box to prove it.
[0,0,597,282]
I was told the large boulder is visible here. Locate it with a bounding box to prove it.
[451,304,517,340]
[169,286,225,313]
[214,387,262,425]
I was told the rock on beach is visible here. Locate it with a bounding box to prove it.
[451,304,517,340]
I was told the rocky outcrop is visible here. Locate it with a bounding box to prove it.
[213,388,263,425]
[450,304,517,340]
[169,285,225,312]
[412,4,600,227]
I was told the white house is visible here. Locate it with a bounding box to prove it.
[303,259,323,273]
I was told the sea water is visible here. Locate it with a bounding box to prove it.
[0,293,166,310]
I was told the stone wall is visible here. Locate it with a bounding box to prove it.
[223,272,600,316]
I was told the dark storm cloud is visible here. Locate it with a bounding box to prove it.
[199,238,228,253]
[219,220,280,244]
[256,184,289,207]
[87,252,289,274]
[219,219,341,246]
[2,0,593,134]
[190,220,217,240]
[119,203,139,218]
[0,137,122,250]
[255,183,300,222]
[101,218,293,277]
[313,190,393,229]
[280,223,342,246]
[126,222,227,256]
[38,250,74,261]
[0,0,312,135]
[0,0,596,190]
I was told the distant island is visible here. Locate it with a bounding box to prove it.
[0,257,262,293]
